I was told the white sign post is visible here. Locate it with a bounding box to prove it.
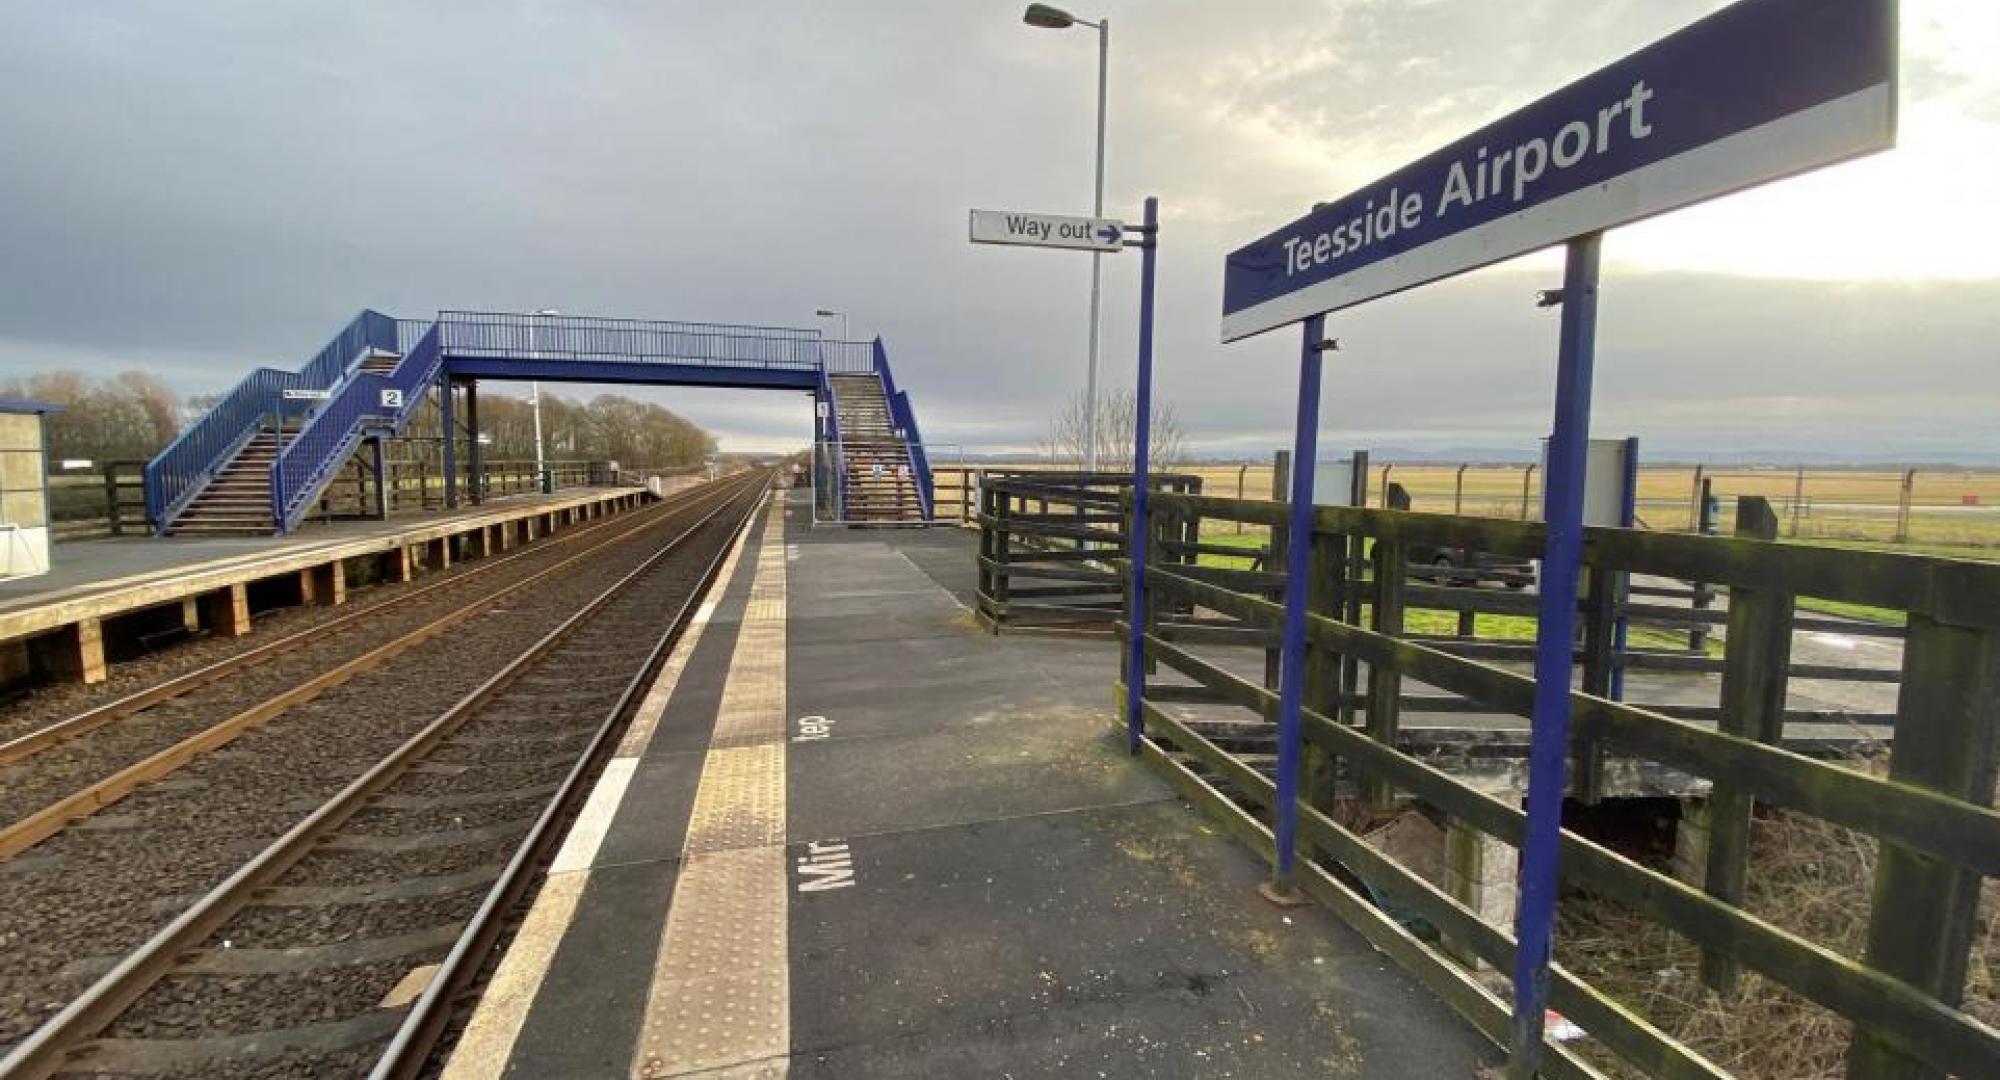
[969,209,1125,252]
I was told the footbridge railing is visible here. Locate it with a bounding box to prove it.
[270,325,444,533]
[1120,489,2000,1078]
[433,310,832,371]
[144,310,398,531]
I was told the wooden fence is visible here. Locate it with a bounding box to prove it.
[1124,489,1997,1079]
[974,472,1201,631]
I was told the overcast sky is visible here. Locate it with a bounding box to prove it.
[1,1,1994,461]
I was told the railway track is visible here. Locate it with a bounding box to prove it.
[0,478,748,858]
[0,472,769,1068]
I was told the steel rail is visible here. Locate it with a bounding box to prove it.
[371,480,770,1079]
[0,473,770,1080]
[0,475,757,860]
[0,491,686,768]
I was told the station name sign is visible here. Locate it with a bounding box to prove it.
[970,209,1125,252]
[1220,0,1895,342]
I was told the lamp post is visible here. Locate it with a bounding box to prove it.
[814,308,849,341]
[1022,3,1108,472]
[530,308,557,493]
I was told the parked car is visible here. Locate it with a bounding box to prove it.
[1405,543,1533,589]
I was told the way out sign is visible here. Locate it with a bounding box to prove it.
[1220,0,1896,341]
[969,209,1124,252]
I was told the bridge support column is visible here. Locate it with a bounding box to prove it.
[441,376,458,510]
[465,379,484,506]
[370,436,389,520]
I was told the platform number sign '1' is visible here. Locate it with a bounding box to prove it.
[1219,0,1897,341]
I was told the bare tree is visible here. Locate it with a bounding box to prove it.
[1039,387,1185,472]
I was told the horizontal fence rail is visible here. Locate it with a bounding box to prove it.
[1116,488,1999,1078]
[976,472,1202,632]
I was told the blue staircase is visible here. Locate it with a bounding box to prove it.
[146,311,935,535]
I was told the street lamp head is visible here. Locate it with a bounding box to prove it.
[815,308,839,317]
[534,308,559,316]
[1023,3,1076,29]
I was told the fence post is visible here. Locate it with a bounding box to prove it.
[1236,463,1248,534]
[1689,464,1705,531]
[1688,477,1718,652]
[1266,450,1291,692]
[1362,483,1410,811]
[1894,467,1916,543]
[1789,464,1805,537]
[1575,555,1617,805]
[102,464,123,537]
[1303,523,1344,809]
[1846,602,1999,1079]
[1696,496,1793,994]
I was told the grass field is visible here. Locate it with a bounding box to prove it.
[936,461,2000,554]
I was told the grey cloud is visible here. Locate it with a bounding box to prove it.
[0,1,1993,464]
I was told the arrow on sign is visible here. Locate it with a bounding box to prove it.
[1095,224,1121,244]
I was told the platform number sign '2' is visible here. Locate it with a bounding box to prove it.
[379,389,404,410]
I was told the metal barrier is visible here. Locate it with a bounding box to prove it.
[1123,489,1998,1079]
[272,325,445,533]
[434,310,828,370]
[975,472,1201,631]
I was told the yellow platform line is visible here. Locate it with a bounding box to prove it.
[635,494,791,1079]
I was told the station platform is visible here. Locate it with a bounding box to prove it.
[443,491,1496,1078]
[0,486,650,685]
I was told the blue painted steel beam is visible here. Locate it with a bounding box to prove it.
[1124,196,1160,754]
[1272,313,1326,888]
[440,358,822,391]
[1509,231,1603,1077]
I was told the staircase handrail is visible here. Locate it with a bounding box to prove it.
[144,310,397,532]
[270,324,444,533]
[873,339,934,520]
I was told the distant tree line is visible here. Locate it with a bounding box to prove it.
[0,371,182,463]
[400,389,717,469]
[0,370,717,471]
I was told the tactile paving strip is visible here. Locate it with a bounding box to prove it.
[635,495,791,1078]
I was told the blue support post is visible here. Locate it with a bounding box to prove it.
[1123,196,1160,754]
[1509,231,1603,1076]
[440,375,457,511]
[1609,435,1640,701]
[1270,313,1325,894]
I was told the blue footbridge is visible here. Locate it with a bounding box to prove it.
[144,309,933,535]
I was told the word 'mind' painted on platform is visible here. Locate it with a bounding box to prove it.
[1220,0,1896,341]
[795,839,855,892]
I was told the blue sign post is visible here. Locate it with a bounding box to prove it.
[1125,197,1160,754]
[1213,0,1895,1074]
[1267,315,1326,898]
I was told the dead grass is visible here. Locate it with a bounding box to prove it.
[1555,786,2000,1079]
